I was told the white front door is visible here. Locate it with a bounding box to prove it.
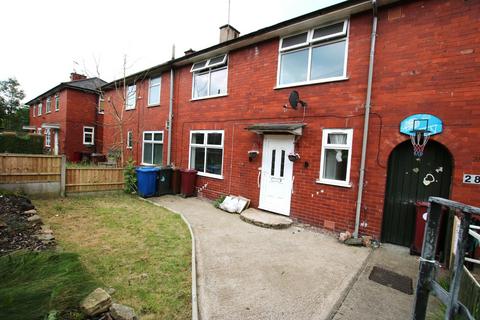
[259,135,295,216]
[53,131,59,155]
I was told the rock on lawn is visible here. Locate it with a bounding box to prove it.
[80,288,112,316]
[110,303,138,320]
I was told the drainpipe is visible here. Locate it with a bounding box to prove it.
[167,45,175,165]
[167,67,174,165]
[354,0,378,238]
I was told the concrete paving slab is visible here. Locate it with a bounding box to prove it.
[332,244,419,320]
[151,195,370,320]
[240,208,293,229]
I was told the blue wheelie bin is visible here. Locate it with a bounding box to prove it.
[136,167,160,197]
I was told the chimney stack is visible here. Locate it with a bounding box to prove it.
[70,72,87,81]
[219,24,240,43]
[184,48,196,56]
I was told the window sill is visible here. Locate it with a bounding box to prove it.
[197,172,224,180]
[190,93,228,102]
[83,144,95,146]
[315,179,352,188]
[274,76,349,90]
[125,107,136,111]
[147,104,160,107]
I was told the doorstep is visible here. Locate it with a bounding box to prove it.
[240,208,293,229]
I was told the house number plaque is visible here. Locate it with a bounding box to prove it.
[463,174,480,185]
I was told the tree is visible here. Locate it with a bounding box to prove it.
[0,78,27,131]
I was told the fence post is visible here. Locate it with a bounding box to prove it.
[60,155,66,197]
[446,211,472,319]
[412,201,442,320]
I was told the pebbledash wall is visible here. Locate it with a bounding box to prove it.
[29,88,101,161]
[102,0,480,239]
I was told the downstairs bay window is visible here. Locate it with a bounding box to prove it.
[189,130,224,178]
[318,129,353,187]
[142,131,163,165]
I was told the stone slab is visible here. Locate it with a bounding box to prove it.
[240,208,293,229]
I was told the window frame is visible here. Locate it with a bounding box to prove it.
[55,93,60,111]
[317,128,353,188]
[83,126,95,145]
[46,97,51,113]
[191,55,228,100]
[98,94,105,114]
[188,130,224,179]
[37,103,42,116]
[126,84,136,110]
[276,19,349,88]
[127,130,133,149]
[148,76,161,106]
[44,128,51,147]
[32,105,36,117]
[141,130,164,165]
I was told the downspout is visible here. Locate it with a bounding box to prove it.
[354,0,378,238]
[167,67,174,165]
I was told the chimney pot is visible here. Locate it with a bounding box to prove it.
[184,48,196,55]
[219,24,240,43]
[70,72,87,81]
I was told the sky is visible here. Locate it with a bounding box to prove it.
[0,0,343,102]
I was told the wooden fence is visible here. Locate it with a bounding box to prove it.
[0,153,124,196]
[66,168,124,193]
[459,267,480,318]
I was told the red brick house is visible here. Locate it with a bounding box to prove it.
[102,0,480,245]
[26,73,106,161]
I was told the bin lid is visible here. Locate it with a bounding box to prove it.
[180,169,198,173]
[136,166,161,172]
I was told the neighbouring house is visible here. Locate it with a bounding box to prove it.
[101,0,480,247]
[26,73,107,161]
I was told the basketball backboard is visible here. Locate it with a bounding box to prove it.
[400,114,443,137]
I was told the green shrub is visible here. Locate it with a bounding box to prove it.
[124,159,137,194]
[213,195,226,208]
[0,132,43,154]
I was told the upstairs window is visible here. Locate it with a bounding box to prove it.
[83,126,94,145]
[32,105,36,117]
[98,95,105,114]
[191,54,228,99]
[46,97,51,113]
[278,20,348,87]
[148,76,161,106]
[55,94,60,111]
[37,103,42,116]
[126,84,136,110]
[189,130,224,178]
[318,128,353,187]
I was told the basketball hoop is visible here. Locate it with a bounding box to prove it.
[410,130,430,158]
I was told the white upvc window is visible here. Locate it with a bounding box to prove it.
[126,84,136,110]
[55,93,60,111]
[277,20,349,88]
[32,105,36,117]
[44,128,51,147]
[83,126,94,145]
[98,94,105,114]
[148,76,161,106]
[37,103,42,116]
[189,130,224,179]
[317,128,353,187]
[46,97,51,113]
[142,131,163,165]
[36,128,42,134]
[127,131,133,149]
[191,54,228,100]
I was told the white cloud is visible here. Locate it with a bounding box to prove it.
[0,0,342,101]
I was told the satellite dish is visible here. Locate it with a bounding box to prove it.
[288,90,307,110]
[289,90,300,110]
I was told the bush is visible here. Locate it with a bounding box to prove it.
[124,159,137,194]
[0,132,43,154]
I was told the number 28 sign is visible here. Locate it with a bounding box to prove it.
[463,174,480,185]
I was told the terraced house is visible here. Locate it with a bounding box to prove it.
[27,73,106,160]
[101,0,479,246]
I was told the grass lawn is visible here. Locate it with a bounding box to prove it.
[33,193,192,320]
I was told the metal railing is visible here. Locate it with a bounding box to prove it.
[412,197,480,320]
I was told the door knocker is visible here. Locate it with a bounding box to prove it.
[423,173,436,186]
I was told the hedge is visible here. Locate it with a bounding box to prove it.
[0,132,44,154]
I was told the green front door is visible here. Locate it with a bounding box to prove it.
[382,140,452,247]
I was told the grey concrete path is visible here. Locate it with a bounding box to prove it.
[151,195,370,320]
[332,244,419,320]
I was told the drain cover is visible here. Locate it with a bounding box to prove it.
[368,266,413,295]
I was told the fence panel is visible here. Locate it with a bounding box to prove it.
[0,154,62,183]
[66,168,124,193]
[459,267,480,318]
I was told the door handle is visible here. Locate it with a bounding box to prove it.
[257,167,262,188]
